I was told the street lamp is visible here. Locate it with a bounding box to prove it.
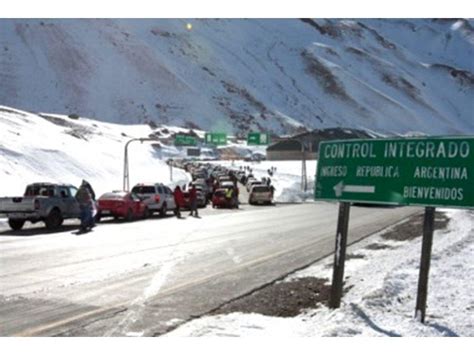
[123,138,158,191]
[298,136,313,192]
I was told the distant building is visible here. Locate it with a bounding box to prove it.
[266,128,374,161]
[267,139,314,161]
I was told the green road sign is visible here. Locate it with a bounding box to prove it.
[174,135,197,146]
[315,137,474,209]
[205,132,227,145]
[247,132,270,145]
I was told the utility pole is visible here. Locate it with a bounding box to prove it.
[301,142,308,192]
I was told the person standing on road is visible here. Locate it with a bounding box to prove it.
[81,179,97,226]
[232,184,239,209]
[173,186,184,218]
[189,184,199,217]
[75,181,93,232]
[81,180,96,200]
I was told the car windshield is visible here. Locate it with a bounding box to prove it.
[131,186,155,194]
[100,192,127,200]
[25,185,55,197]
[253,186,270,193]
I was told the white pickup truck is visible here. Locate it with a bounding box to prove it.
[0,183,81,230]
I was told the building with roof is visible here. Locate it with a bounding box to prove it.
[266,128,374,161]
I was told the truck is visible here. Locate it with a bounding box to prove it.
[0,183,81,230]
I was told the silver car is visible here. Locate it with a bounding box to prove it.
[249,185,273,205]
[131,183,176,217]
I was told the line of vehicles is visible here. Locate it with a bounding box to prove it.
[0,161,275,231]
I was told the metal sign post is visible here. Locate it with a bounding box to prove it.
[415,206,435,323]
[329,202,351,309]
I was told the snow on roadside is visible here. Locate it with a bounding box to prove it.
[165,209,474,336]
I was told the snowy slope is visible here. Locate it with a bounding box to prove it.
[0,19,472,135]
[0,106,193,197]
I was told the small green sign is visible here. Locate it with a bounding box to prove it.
[205,132,227,145]
[315,137,474,209]
[175,135,197,146]
[247,132,270,145]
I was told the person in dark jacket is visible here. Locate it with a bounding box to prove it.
[82,180,96,200]
[189,185,198,217]
[270,185,276,199]
[232,185,239,209]
[81,179,97,226]
[75,181,93,232]
[173,186,184,218]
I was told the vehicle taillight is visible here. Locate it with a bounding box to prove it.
[154,195,160,203]
[34,199,40,210]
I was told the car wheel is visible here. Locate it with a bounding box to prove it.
[45,209,63,229]
[126,208,133,222]
[142,207,150,219]
[159,204,167,218]
[95,213,102,223]
[8,219,25,231]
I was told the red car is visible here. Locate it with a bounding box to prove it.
[97,191,148,222]
[212,188,238,209]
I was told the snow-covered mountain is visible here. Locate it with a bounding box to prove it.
[0,106,192,196]
[1,19,473,135]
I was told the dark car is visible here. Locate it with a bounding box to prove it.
[97,191,148,222]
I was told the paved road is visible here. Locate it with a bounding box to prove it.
[0,202,419,336]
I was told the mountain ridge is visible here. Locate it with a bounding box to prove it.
[1,19,473,135]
